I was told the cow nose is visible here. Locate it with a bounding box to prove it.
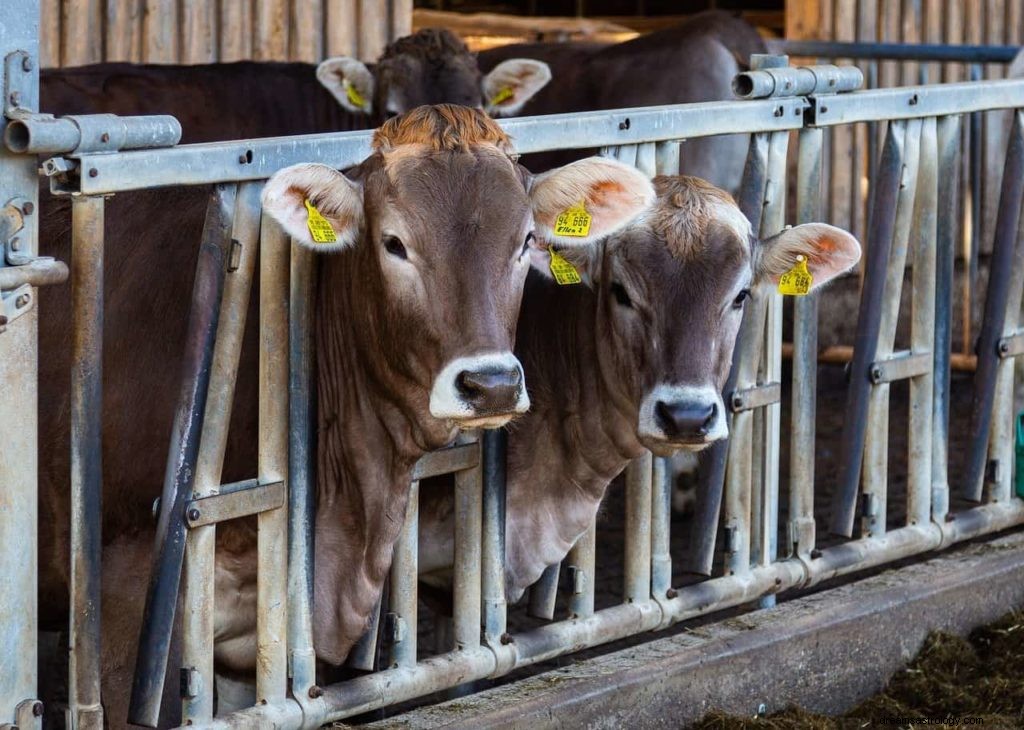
[655,400,717,439]
[456,366,523,413]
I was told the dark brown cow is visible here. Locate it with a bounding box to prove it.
[419,175,861,600]
[475,11,767,189]
[37,105,654,723]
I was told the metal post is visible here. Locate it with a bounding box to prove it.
[566,522,596,619]
[389,481,418,668]
[130,184,235,728]
[650,457,672,600]
[623,453,653,603]
[69,195,104,730]
[831,120,906,537]
[527,565,560,621]
[481,429,507,645]
[452,433,483,649]
[964,111,1024,502]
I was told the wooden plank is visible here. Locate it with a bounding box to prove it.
[62,0,103,66]
[40,0,61,67]
[325,0,358,57]
[922,0,942,83]
[290,0,323,62]
[181,0,216,64]
[106,0,143,63]
[359,0,389,61]
[854,0,878,246]
[392,0,414,41]
[1008,0,1023,46]
[879,0,901,88]
[900,0,921,86]
[942,0,963,83]
[829,0,855,235]
[254,0,288,61]
[784,0,821,41]
[143,0,178,63]
[220,0,253,62]
[982,0,1007,254]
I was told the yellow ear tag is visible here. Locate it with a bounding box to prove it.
[548,248,582,286]
[490,86,515,106]
[345,82,367,109]
[304,199,337,244]
[553,202,592,238]
[777,255,813,296]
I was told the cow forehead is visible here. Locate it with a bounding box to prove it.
[645,175,752,263]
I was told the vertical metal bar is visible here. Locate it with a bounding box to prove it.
[623,453,652,603]
[69,195,104,730]
[129,184,235,728]
[452,434,482,649]
[0,5,41,723]
[257,184,288,703]
[635,142,656,177]
[789,126,823,558]
[566,522,595,619]
[527,564,559,621]
[650,456,672,600]
[831,120,906,538]
[655,140,681,176]
[967,64,983,357]
[388,481,418,668]
[286,242,317,698]
[908,118,938,526]
[964,111,1024,502]
[614,143,638,168]
[481,429,507,643]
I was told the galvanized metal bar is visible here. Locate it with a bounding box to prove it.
[0,257,68,290]
[770,40,1022,64]
[831,120,906,537]
[412,443,478,481]
[623,453,653,603]
[129,184,235,728]
[729,383,782,413]
[789,126,823,558]
[654,140,681,175]
[527,564,560,621]
[907,117,938,527]
[932,115,962,523]
[635,142,656,177]
[863,117,921,538]
[732,64,863,99]
[997,330,1024,358]
[184,482,285,529]
[481,429,508,644]
[68,195,104,730]
[615,143,638,167]
[869,351,933,384]
[566,522,596,619]
[388,481,419,669]
[3,112,181,155]
[181,181,258,723]
[967,66,982,363]
[650,456,672,601]
[964,111,1024,502]
[452,434,483,650]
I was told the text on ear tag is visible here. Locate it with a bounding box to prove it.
[490,86,515,106]
[304,199,337,244]
[346,82,367,109]
[549,248,582,285]
[778,255,813,296]
[553,202,592,238]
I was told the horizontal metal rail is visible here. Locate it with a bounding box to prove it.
[770,40,1022,64]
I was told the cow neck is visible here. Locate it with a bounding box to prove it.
[311,251,457,664]
[503,272,643,596]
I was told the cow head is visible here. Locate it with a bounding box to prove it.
[316,29,551,121]
[531,175,861,455]
[262,105,653,437]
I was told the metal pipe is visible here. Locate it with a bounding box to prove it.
[769,40,1022,64]
[732,65,863,100]
[68,195,104,730]
[389,481,419,668]
[129,184,235,728]
[635,142,656,177]
[452,432,483,649]
[0,257,68,290]
[3,113,181,155]
[831,120,906,537]
[964,111,1024,502]
[650,457,672,600]
[655,140,681,175]
[481,429,507,644]
[566,521,596,619]
[527,564,560,621]
[967,65,983,360]
[623,453,653,603]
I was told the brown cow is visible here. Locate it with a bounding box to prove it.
[419,175,861,600]
[38,105,653,724]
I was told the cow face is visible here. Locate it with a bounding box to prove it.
[317,29,551,120]
[532,175,861,455]
[263,105,653,434]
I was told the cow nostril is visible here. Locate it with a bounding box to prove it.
[655,400,717,439]
[455,366,523,412]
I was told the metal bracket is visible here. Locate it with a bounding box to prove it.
[997,330,1024,359]
[868,350,932,384]
[3,51,34,118]
[0,283,32,331]
[179,667,203,700]
[384,612,407,645]
[411,441,479,481]
[729,382,782,413]
[184,480,285,528]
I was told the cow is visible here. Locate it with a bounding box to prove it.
[474,11,767,190]
[40,28,549,142]
[418,175,861,602]
[37,105,654,725]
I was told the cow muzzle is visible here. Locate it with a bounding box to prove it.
[637,384,728,454]
[429,352,530,428]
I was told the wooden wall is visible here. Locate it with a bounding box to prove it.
[39,0,413,68]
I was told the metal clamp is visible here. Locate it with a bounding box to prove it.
[733,64,864,100]
[997,330,1024,359]
[184,480,285,528]
[868,350,932,384]
[729,382,782,413]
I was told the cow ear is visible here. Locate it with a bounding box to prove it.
[756,223,861,291]
[316,57,374,114]
[261,163,363,252]
[529,157,654,247]
[528,242,595,287]
[482,59,552,116]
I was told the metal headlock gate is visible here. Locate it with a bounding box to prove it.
[4,4,1024,727]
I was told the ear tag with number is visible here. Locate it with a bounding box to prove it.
[346,82,367,109]
[490,86,515,106]
[777,255,813,296]
[549,248,582,286]
[553,202,592,238]
[304,199,337,244]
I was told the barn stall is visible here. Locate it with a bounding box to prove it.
[2,0,1024,727]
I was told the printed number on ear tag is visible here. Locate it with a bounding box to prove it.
[553,202,592,238]
[778,255,813,296]
[549,249,582,286]
[304,199,337,244]
[490,86,515,106]
[346,82,366,109]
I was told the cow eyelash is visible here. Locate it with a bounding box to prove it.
[383,235,408,260]
[521,232,535,257]
[732,288,751,310]
[610,282,633,309]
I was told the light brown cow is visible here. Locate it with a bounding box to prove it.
[419,175,861,600]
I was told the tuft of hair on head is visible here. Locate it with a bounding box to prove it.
[380,28,472,65]
[647,175,751,258]
[372,104,514,155]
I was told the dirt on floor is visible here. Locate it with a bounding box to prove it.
[690,610,1024,730]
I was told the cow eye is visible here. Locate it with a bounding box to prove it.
[521,232,535,257]
[383,235,407,260]
[610,282,633,308]
[732,288,751,310]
